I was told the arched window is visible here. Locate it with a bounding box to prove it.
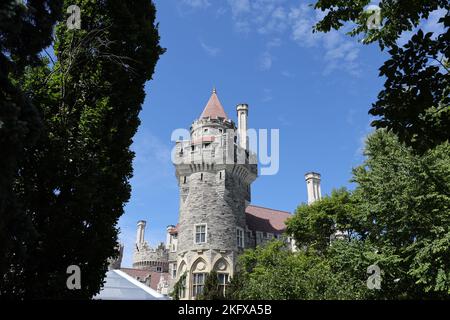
[217,273,229,297]
[192,273,205,298]
[191,259,207,298]
[213,259,230,297]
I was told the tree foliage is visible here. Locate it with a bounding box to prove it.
[1,0,164,299]
[236,130,450,299]
[171,272,187,300]
[228,241,363,300]
[370,28,449,153]
[0,0,63,294]
[313,0,449,153]
[197,271,225,300]
[313,0,448,48]
[351,130,450,297]
[287,188,360,253]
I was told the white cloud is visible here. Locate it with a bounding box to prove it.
[287,4,361,76]
[259,51,273,70]
[224,0,362,76]
[130,129,173,188]
[323,38,361,76]
[262,88,273,102]
[182,0,210,9]
[257,6,288,34]
[281,70,294,77]
[288,4,323,47]
[267,37,282,48]
[234,20,251,33]
[227,0,251,16]
[178,0,363,76]
[200,40,220,56]
[216,6,228,16]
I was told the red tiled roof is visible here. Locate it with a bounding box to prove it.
[169,224,179,235]
[167,206,290,236]
[200,90,228,119]
[120,268,152,281]
[120,268,170,291]
[245,205,291,234]
[149,272,170,290]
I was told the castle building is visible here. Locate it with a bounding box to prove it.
[124,89,322,299]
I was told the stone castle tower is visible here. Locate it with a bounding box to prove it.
[172,89,257,299]
[126,89,326,298]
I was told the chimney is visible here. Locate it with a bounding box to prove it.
[305,172,322,204]
[136,220,146,244]
[236,104,249,150]
[165,225,175,250]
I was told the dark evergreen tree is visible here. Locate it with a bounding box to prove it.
[0,0,63,296]
[2,0,164,299]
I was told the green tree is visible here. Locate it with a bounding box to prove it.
[352,130,450,298]
[2,0,164,299]
[171,272,187,300]
[198,271,224,300]
[286,190,383,299]
[313,0,449,153]
[0,0,63,295]
[228,241,360,300]
[226,271,246,300]
[286,130,450,299]
[327,239,403,299]
[286,188,361,253]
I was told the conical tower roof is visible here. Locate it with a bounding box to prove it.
[200,88,228,119]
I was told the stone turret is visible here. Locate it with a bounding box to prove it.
[133,220,169,272]
[173,89,257,299]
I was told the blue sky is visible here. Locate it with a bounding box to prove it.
[117,0,442,267]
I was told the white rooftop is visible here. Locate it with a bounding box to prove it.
[93,269,170,300]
